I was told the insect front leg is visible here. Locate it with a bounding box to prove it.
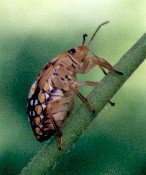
[79,57,123,75]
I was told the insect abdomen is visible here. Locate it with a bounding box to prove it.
[27,54,79,142]
[27,85,67,142]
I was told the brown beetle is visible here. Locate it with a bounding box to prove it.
[27,21,123,149]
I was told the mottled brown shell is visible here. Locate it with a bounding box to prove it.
[27,51,84,143]
[27,55,76,142]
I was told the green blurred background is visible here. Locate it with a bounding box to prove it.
[0,0,146,174]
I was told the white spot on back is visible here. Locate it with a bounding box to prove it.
[28,81,37,98]
[40,115,44,120]
[53,89,64,96]
[33,111,35,116]
[39,123,43,129]
[49,84,53,91]
[42,104,46,109]
[30,100,33,106]
[45,93,49,99]
[34,100,38,105]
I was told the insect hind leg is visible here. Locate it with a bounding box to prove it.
[46,96,74,149]
[46,107,63,150]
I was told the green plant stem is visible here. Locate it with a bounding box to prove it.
[20,33,146,175]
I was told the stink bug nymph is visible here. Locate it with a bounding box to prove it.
[27,21,123,149]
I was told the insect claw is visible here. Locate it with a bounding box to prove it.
[92,109,96,113]
[115,70,124,75]
[108,101,115,106]
[99,66,107,75]
[58,146,62,150]
[57,136,62,150]
[102,69,107,75]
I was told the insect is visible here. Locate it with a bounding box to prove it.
[27,21,123,150]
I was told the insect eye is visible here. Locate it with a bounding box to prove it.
[68,48,76,54]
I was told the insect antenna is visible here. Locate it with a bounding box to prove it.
[88,21,109,45]
[82,34,88,45]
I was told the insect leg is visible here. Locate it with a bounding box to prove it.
[46,106,63,150]
[69,82,95,113]
[74,81,115,106]
[50,96,75,120]
[75,81,98,87]
[91,51,123,75]
[63,97,75,122]
[46,96,74,149]
[49,96,73,113]
[79,56,123,75]
[79,57,106,74]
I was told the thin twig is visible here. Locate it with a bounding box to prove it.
[20,33,146,175]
